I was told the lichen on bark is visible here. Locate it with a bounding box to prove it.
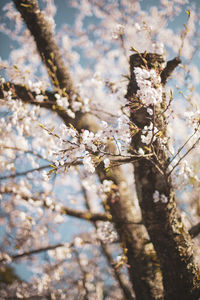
[127,52,200,300]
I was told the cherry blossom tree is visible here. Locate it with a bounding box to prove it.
[0,0,200,299]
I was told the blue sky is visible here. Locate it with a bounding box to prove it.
[0,0,200,61]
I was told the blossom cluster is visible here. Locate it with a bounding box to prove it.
[46,115,131,174]
[153,190,168,203]
[184,110,200,129]
[97,221,118,243]
[134,67,162,106]
[25,80,82,118]
[141,122,158,145]
[55,93,82,119]
[112,23,125,40]
[171,159,199,189]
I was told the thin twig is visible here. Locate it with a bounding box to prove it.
[168,136,200,176]
[0,165,50,180]
[169,126,199,166]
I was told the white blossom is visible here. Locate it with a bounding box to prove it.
[83,153,95,173]
[141,123,157,145]
[102,180,113,193]
[103,158,110,168]
[153,190,160,203]
[134,67,162,106]
[153,190,168,203]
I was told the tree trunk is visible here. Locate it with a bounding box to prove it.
[127,53,200,300]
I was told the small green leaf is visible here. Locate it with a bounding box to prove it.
[49,164,56,168]
[186,9,190,16]
[38,122,45,129]
[130,46,137,52]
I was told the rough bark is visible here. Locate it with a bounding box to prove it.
[127,53,200,300]
[83,184,135,300]
[98,162,163,300]
[13,0,75,96]
[12,1,164,299]
[189,222,200,239]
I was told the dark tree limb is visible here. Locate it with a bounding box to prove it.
[0,82,78,127]
[161,56,181,84]
[0,164,50,180]
[189,222,200,239]
[97,161,164,300]
[128,52,200,300]
[0,243,66,263]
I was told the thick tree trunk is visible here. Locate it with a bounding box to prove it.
[98,162,163,300]
[127,53,200,300]
[13,0,75,96]
[13,1,164,299]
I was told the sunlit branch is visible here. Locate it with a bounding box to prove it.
[0,82,54,106]
[62,206,110,222]
[178,10,191,57]
[6,296,50,300]
[92,108,118,118]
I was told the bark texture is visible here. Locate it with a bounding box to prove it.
[13,0,75,96]
[12,1,164,299]
[127,53,200,300]
[98,162,163,300]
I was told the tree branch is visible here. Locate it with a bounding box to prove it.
[62,206,110,222]
[0,82,77,126]
[128,52,200,300]
[189,222,200,239]
[13,0,76,96]
[0,164,50,181]
[0,243,66,263]
[161,56,181,84]
[81,180,135,300]
[0,188,110,222]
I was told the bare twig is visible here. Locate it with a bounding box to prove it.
[168,136,200,176]
[62,206,110,222]
[0,164,50,180]
[0,243,66,263]
[169,126,199,166]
